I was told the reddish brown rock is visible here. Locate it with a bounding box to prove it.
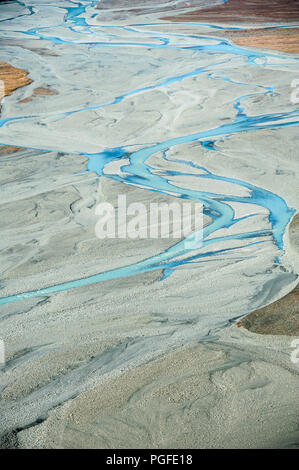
[18,97,32,104]
[18,85,58,104]
[33,86,58,96]
[0,62,32,97]
[0,145,21,155]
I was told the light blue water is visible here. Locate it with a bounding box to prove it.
[0,0,298,306]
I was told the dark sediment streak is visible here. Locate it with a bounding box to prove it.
[240,284,299,335]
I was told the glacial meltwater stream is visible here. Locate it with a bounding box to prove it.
[0,0,298,308]
[1,1,299,448]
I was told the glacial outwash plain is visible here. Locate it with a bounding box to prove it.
[0,0,298,449]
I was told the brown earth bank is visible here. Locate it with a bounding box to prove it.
[0,145,21,154]
[0,62,32,97]
[95,1,299,53]
[223,28,299,54]
[240,284,299,335]
[162,0,299,24]
[240,214,299,335]
[18,85,58,104]
[209,27,299,54]
[33,86,58,96]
